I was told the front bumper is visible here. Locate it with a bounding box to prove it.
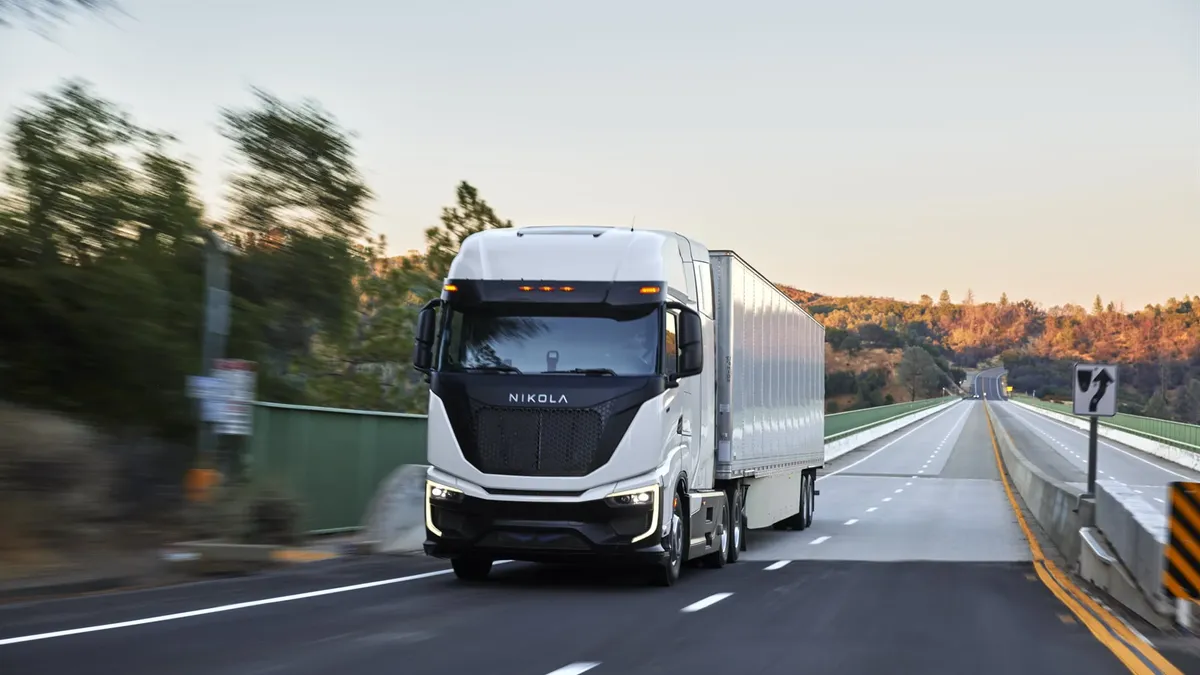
[424,481,666,564]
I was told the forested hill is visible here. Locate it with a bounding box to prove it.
[778,285,1200,422]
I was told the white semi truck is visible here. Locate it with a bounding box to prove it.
[411,226,825,585]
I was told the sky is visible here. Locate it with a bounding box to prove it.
[1,0,1197,309]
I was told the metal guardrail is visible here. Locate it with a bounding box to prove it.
[250,396,959,533]
[1012,395,1200,452]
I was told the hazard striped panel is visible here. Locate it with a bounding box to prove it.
[1163,481,1200,600]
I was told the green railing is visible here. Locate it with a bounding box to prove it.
[1011,394,1200,452]
[248,402,427,534]
[250,396,961,533]
[824,396,958,442]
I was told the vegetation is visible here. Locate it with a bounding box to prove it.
[783,286,1200,423]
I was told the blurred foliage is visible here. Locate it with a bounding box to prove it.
[0,0,114,29]
[0,79,511,445]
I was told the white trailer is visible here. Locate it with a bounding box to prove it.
[412,227,825,585]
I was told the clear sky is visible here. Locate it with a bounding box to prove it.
[2,0,1196,309]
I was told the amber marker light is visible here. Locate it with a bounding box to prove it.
[443,284,458,292]
[518,285,533,291]
[639,286,661,294]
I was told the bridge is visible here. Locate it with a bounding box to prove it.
[3,381,1200,674]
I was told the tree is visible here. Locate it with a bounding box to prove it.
[1093,294,1104,315]
[421,181,512,285]
[919,294,933,307]
[963,288,975,305]
[896,346,942,401]
[938,289,951,305]
[0,0,113,29]
[1000,292,1009,306]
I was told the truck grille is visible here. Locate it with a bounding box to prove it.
[467,402,613,477]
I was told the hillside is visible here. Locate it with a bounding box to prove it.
[781,285,1200,423]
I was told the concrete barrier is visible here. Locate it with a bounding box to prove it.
[987,402,1092,566]
[825,399,963,463]
[1010,400,1200,472]
[1088,480,1172,620]
[358,463,430,555]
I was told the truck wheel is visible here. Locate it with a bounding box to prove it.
[702,501,730,569]
[804,472,815,528]
[790,474,811,532]
[650,493,685,586]
[451,556,492,581]
[727,486,744,563]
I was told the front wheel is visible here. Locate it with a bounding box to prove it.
[650,492,685,587]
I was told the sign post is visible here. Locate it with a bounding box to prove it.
[1072,362,1118,497]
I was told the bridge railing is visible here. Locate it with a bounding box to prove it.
[248,395,959,533]
[1011,394,1200,452]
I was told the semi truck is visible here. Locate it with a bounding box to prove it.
[411,226,825,586]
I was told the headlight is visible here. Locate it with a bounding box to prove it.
[605,484,660,544]
[604,485,657,508]
[427,480,464,503]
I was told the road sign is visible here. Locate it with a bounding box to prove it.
[1072,362,1118,417]
[1164,482,1200,601]
[213,359,256,436]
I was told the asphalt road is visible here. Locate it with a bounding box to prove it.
[0,400,1190,675]
[974,370,1200,513]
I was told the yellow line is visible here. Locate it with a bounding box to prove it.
[983,402,1183,675]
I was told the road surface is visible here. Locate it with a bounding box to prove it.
[1,400,1192,674]
[974,370,1200,513]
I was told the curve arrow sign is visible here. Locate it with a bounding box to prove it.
[1089,368,1113,413]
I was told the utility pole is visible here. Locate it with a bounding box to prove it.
[195,230,232,474]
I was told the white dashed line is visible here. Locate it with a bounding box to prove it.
[894,488,904,493]
[1155,498,1166,504]
[681,593,733,613]
[866,507,878,512]
[810,536,831,545]
[883,497,893,502]
[818,404,962,481]
[547,664,601,675]
[918,470,925,474]
[764,560,790,571]
[905,482,913,486]
[845,519,859,525]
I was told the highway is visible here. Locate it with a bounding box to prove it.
[974,369,1200,513]
[0,400,1191,674]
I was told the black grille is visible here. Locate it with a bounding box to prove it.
[467,402,613,476]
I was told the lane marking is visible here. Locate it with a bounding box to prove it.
[984,402,1182,675]
[882,497,893,502]
[866,507,878,512]
[845,519,859,525]
[917,470,925,474]
[547,664,601,675]
[681,593,733,613]
[810,536,831,545]
[894,488,903,494]
[905,482,913,486]
[818,402,964,481]
[0,564,510,646]
[764,560,790,571]
[1012,404,1192,480]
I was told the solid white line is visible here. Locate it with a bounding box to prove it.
[866,507,878,512]
[764,560,790,571]
[0,565,505,646]
[547,663,601,675]
[818,402,962,481]
[1013,404,1193,480]
[810,536,831,545]
[681,593,733,613]
[845,518,859,525]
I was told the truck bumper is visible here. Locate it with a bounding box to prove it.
[424,489,666,565]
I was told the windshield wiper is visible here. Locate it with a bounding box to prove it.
[464,364,522,374]
[542,368,618,376]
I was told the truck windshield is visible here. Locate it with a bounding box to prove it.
[439,308,663,376]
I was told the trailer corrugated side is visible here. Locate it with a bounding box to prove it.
[710,251,826,479]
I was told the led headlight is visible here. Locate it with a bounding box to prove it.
[425,479,463,537]
[605,484,660,543]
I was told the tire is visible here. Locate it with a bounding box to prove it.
[804,472,815,529]
[451,556,492,581]
[650,492,685,586]
[702,500,730,569]
[728,486,744,563]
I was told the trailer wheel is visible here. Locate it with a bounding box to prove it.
[451,556,493,581]
[650,492,685,586]
[804,472,815,529]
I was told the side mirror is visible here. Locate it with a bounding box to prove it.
[412,300,441,372]
[675,307,703,378]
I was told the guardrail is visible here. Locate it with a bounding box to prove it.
[249,395,958,534]
[1012,394,1200,452]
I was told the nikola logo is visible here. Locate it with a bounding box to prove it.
[509,393,569,404]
